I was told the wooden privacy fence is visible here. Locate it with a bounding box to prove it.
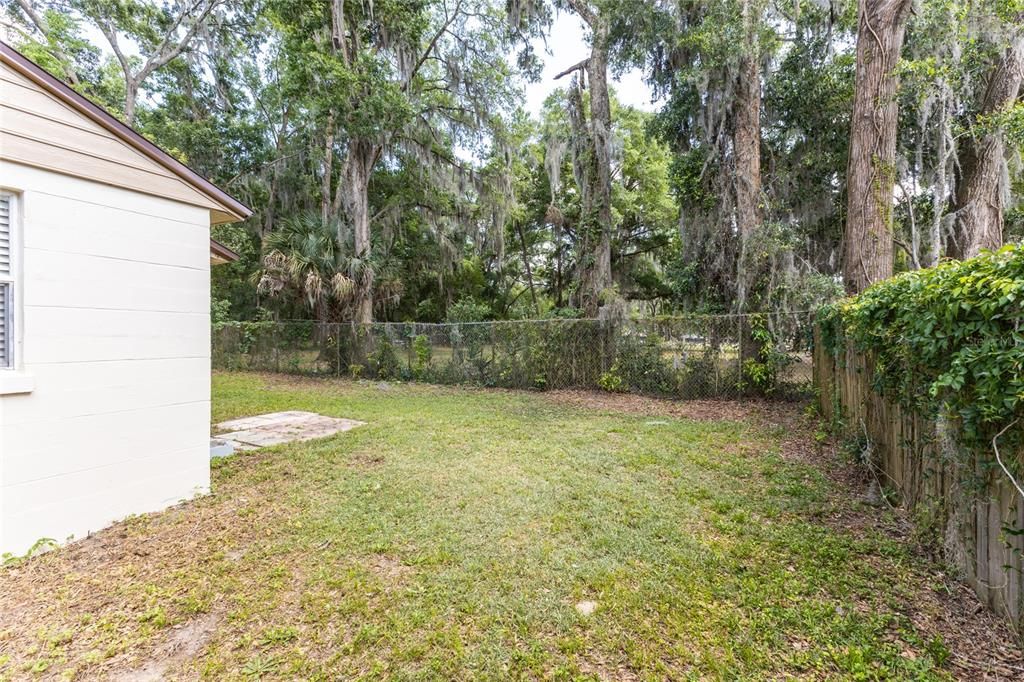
[814,326,1024,633]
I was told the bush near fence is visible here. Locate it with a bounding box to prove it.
[213,313,815,400]
[815,244,1024,632]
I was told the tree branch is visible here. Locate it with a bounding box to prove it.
[12,0,81,84]
[5,2,80,86]
[96,20,130,77]
[553,57,589,81]
[403,0,464,92]
[564,0,597,28]
[137,0,221,82]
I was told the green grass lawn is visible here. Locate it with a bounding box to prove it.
[0,373,1011,680]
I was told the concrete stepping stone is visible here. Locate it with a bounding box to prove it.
[214,411,365,452]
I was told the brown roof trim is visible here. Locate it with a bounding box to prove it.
[0,40,252,223]
[210,237,240,263]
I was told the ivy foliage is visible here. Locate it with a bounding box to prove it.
[819,245,1024,444]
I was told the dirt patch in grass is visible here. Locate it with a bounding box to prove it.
[543,389,780,423]
[367,554,412,583]
[0,463,296,679]
[578,655,640,681]
[348,449,386,468]
[112,612,220,681]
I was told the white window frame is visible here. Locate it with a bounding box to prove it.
[1,191,19,371]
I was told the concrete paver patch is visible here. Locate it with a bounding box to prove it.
[215,411,365,451]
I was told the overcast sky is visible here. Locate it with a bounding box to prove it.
[523,11,659,116]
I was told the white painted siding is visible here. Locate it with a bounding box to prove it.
[0,161,212,555]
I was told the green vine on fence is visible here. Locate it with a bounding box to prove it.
[819,244,1024,446]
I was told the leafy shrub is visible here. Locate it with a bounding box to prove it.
[820,244,1024,445]
[211,318,276,369]
[598,366,625,392]
[678,350,727,397]
[368,334,402,380]
[448,322,491,382]
[446,297,491,323]
[741,316,797,395]
[412,334,432,379]
[492,321,548,388]
[613,331,677,395]
[211,298,233,325]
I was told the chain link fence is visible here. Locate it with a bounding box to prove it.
[213,313,816,400]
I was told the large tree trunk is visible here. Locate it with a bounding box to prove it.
[340,139,376,324]
[124,79,139,126]
[926,92,953,267]
[949,34,1024,260]
[321,114,335,224]
[559,3,614,318]
[733,1,767,370]
[515,221,539,315]
[566,82,591,311]
[843,0,913,294]
[263,110,290,238]
[328,0,374,324]
[584,27,614,317]
[554,223,564,308]
[734,0,763,313]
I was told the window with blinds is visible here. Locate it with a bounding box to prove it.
[0,193,12,369]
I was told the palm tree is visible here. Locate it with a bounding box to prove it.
[257,213,375,322]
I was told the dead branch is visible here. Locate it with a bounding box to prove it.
[553,58,590,81]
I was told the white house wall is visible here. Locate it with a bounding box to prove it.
[0,161,212,555]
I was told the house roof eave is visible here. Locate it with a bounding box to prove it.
[0,40,253,224]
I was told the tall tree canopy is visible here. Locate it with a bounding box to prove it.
[3,0,1022,321]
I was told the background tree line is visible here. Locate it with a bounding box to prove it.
[4,0,1022,322]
